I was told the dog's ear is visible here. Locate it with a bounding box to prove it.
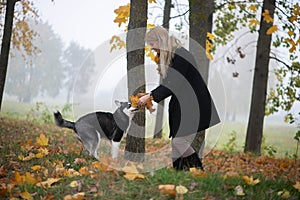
[115,100,121,107]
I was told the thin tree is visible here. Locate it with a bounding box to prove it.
[153,0,172,139]
[0,0,19,110]
[244,0,276,154]
[124,0,148,162]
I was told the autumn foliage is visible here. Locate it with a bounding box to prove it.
[0,116,299,199]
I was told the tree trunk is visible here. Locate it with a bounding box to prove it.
[189,0,214,157]
[244,0,275,154]
[124,0,148,162]
[189,0,213,82]
[153,0,172,139]
[0,0,18,110]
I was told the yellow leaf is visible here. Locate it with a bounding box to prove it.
[123,172,145,180]
[31,165,41,171]
[24,172,37,184]
[293,181,300,192]
[266,25,277,35]
[207,32,216,41]
[64,169,81,177]
[189,168,207,178]
[64,192,85,200]
[158,184,176,197]
[206,51,213,60]
[176,185,188,194]
[147,24,155,29]
[79,167,90,176]
[235,185,245,196]
[278,190,290,199]
[35,133,48,147]
[113,3,130,27]
[11,171,25,185]
[243,175,260,186]
[285,38,297,53]
[36,178,60,188]
[69,181,79,188]
[249,19,259,27]
[248,5,257,12]
[262,9,274,23]
[18,153,36,161]
[288,30,294,37]
[148,0,156,3]
[19,191,33,200]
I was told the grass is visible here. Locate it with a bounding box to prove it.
[0,111,300,199]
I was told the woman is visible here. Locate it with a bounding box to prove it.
[138,26,220,170]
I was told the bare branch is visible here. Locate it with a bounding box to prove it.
[269,55,292,70]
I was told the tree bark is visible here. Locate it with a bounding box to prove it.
[189,0,214,157]
[124,0,148,162]
[244,0,276,154]
[0,0,18,110]
[189,0,213,82]
[153,0,172,139]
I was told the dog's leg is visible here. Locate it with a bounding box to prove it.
[90,130,101,160]
[111,141,120,159]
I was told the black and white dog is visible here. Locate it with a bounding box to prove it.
[53,101,137,160]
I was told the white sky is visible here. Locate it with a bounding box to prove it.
[35,0,130,50]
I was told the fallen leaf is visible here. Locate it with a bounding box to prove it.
[158,184,176,197]
[24,172,37,184]
[36,178,60,188]
[293,181,300,192]
[74,158,86,164]
[64,192,85,200]
[35,133,49,147]
[278,190,290,199]
[123,172,145,180]
[176,185,188,194]
[243,175,260,186]
[19,191,33,200]
[31,165,41,171]
[11,171,25,185]
[0,166,7,178]
[235,185,245,196]
[189,168,207,178]
[69,181,79,188]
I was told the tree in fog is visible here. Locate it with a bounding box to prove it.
[62,41,95,103]
[6,21,64,102]
[213,0,300,154]
[0,0,38,109]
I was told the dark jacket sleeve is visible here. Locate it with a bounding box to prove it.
[151,52,190,103]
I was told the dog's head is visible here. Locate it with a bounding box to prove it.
[115,100,138,118]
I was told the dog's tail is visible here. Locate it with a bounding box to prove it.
[53,110,75,131]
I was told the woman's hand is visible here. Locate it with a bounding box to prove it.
[137,93,151,106]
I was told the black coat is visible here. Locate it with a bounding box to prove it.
[151,47,220,138]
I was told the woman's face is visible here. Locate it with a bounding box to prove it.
[148,40,160,53]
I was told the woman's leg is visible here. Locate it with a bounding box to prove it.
[172,134,203,170]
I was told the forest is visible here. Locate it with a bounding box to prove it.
[0,0,299,199]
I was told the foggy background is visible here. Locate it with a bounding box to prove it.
[2,0,299,151]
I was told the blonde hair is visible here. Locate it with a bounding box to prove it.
[145,26,181,78]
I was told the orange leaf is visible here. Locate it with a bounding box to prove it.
[11,171,25,185]
[266,25,277,35]
[262,9,274,23]
[158,184,176,197]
